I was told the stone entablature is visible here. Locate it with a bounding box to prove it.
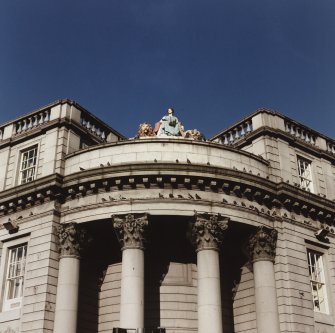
[1,160,335,234]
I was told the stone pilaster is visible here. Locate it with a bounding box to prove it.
[190,213,229,333]
[246,226,280,333]
[112,213,149,329]
[246,226,277,263]
[112,213,148,250]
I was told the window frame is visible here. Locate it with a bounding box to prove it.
[297,155,314,193]
[305,242,334,326]
[307,249,329,314]
[18,145,39,185]
[0,236,30,312]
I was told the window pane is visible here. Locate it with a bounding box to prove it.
[297,156,313,192]
[20,146,38,184]
[307,249,328,313]
[5,245,27,301]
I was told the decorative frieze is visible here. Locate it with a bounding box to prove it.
[112,213,149,250]
[58,223,89,258]
[246,226,277,263]
[190,212,229,251]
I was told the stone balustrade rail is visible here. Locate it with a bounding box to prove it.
[80,114,108,141]
[213,118,253,145]
[327,141,335,155]
[284,120,316,145]
[14,109,51,135]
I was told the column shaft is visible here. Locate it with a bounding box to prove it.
[253,260,280,333]
[119,248,145,329]
[112,213,148,330]
[197,249,223,333]
[247,227,280,333]
[53,257,80,333]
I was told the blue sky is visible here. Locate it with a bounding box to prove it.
[0,0,334,138]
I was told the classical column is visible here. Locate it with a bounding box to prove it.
[246,226,280,333]
[54,223,88,333]
[190,213,229,333]
[112,213,149,329]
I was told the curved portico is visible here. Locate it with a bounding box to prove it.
[51,137,285,333]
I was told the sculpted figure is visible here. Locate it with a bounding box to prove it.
[184,129,205,141]
[137,122,155,138]
[156,108,183,137]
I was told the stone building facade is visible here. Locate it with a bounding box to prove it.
[0,100,334,333]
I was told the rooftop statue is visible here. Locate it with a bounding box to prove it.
[156,108,183,137]
[184,129,205,141]
[136,107,205,141]
[136,122,155,138]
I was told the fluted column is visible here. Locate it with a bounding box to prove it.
[54,223,88,333]
[190,213,229,333]
[112,213,149,329]
[246,227,280,333]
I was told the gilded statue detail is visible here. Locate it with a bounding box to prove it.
[136,122,155,138]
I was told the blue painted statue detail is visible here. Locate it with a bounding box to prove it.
[156,108,183,136]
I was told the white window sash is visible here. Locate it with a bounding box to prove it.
[3,244,27,311]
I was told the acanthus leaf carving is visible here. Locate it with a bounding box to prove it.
[112,213,149,250]
[58,222,89,258]
[246,226,277,263]
[190,212,229,251]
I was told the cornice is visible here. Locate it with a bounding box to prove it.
[1,164,334,233]
[0,174,63,214]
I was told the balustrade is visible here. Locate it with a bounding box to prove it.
[81,115,108,141]
[14,109,50,135]
[284,121,316,145]
[217,119,253,145]
[327,141,335,155]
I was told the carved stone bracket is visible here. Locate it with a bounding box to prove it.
[190,212,229,251]
[58,223,89,258]
[112,213,149,250]
[246,226,278,263]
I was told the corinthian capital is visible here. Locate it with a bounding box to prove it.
[58,223,88,258]
[190,212,229,251]
[247,226,277,263]
[112,213,149,250]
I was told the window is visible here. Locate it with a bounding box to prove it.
[19,145,38,184]
[297,156,313,192]
[3,244,27,311]
[307,249,328,313]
